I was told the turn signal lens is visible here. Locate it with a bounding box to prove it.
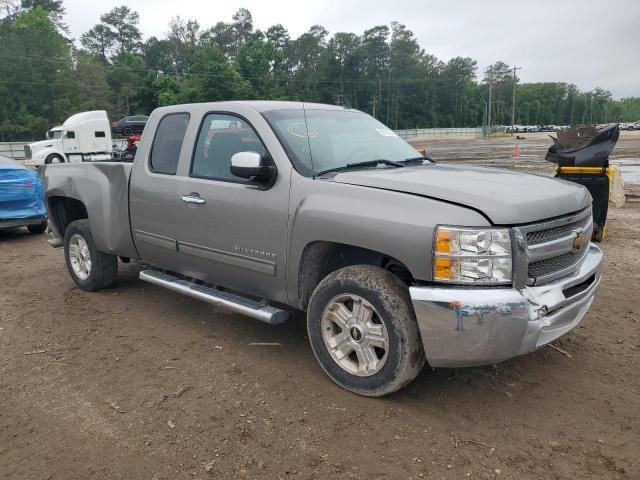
[434,257,452,280]
[435,229,451,254]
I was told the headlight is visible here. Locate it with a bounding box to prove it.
[433,226,512,285]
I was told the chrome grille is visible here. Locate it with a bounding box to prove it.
[528,247,589,279]
[515,207,593,286]
[526,216,591,245]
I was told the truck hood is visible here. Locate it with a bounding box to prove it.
[29,139,60,151]
[331,164,591,225]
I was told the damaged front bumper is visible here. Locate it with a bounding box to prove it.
[409,245,603,368]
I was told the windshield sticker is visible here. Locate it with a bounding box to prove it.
[376,128,398,137]
[287,123,318,139]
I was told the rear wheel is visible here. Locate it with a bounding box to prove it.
[307,265,425,397]
[45,154,64,164]
[64,219,117,291]
[27,220,47,234]
[123,127,133,136]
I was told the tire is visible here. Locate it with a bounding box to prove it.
[123,127,133,136]
[27,220,47,234]
[64,219,117,291]
[45,154,64,164]
[307,265,425,397]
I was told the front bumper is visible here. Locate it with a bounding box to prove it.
[410,245,603,368]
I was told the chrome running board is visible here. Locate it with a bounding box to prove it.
[139,269,288,325]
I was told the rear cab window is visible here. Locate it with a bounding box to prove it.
[149,113,190,175]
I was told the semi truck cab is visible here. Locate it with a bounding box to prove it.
[24,110,114,166]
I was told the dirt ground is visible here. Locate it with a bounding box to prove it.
[2,136,640,480]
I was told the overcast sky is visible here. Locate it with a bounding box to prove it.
[63,0,640,98]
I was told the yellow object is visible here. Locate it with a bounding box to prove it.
[554,165,624,241]
[554,166,620,202]
[609,166,626,208]
[434,229,452,254]
[434,257,452,280]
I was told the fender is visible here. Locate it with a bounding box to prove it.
[285,175,491,307]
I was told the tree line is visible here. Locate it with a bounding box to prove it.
[1,0,639,141]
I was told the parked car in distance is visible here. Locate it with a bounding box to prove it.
[628,121,640,130]
[24,111,113,166]
[42,101,603,396]
[0,155,47,233]
[111,115,148,136]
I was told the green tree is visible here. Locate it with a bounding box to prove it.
[100,6,142,58]
[73,51,113,113]
[0,6,74,139]
[80,24,114,64]
[107,53,145,115]
[165,16,200,76]
[180,46,252,102]
[20,0,66,32]
[237,39,281,98]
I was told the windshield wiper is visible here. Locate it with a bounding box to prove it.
[317,159,405,176]
[401,155,436,164]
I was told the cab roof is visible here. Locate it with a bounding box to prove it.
[156,100,353,114]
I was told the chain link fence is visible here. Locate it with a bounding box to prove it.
[394,127,484,139]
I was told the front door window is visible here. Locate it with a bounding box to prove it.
[191,113,267,182]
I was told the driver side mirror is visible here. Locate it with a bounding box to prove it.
[230,151,275,183]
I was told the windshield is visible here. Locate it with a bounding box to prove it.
[47,130,63,140]
[262,109,419,175]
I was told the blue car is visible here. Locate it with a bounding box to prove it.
[0,155,47,234]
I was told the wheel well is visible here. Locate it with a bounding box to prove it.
[297,241,414,309]
[48,196,88,237]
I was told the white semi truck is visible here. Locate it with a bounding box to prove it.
[24,111,113,166]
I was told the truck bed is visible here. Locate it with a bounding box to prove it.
[43,161,138,259]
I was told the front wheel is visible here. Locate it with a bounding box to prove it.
[45,154,65,164]
[307,265,425,397]
[64,219,117,291]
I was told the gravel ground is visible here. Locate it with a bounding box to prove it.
[1,134,639,480]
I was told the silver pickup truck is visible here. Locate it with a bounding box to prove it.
[43,101,603,396]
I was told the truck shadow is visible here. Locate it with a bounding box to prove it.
[0,227,41,241]
[111,262,567,408]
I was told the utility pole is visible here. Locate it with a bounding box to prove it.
[511,65,522,136]
[487,67,493,135]
[386,70,391,125]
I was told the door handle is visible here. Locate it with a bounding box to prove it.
[180,194,206,205]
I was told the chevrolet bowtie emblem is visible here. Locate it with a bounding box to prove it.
[573,228,587,251]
